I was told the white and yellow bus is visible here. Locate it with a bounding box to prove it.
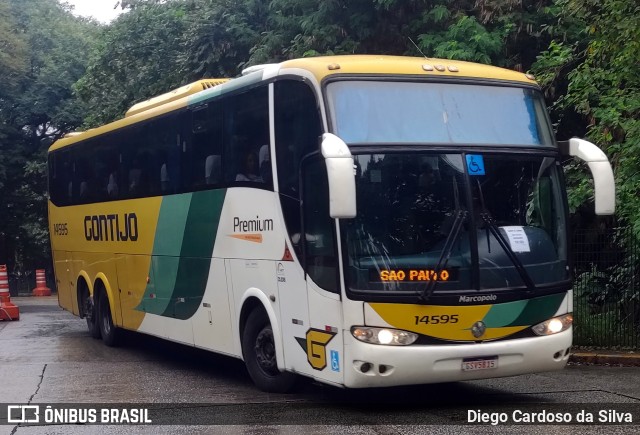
[48,55,615,392]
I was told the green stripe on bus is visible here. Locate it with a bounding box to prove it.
[151,256,180,314]
[179,189,225,258]
[136,194,192,315]
[482,293,565,328]
[481,300,528,328]
[506,292,565,327]
[189,73,263,106]
[161,189,226,319]
[153,194,192,256]
[137,190,226,319]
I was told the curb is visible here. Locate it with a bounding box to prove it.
[570,352,640,367]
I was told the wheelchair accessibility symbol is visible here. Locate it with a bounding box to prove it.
[466,154,485,176]
[330,350,340,372]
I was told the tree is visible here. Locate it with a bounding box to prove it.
[75,0,189,126]
[0,0,98,276]
[532,0,640,231]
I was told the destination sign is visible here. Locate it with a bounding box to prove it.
[370,268,458,282]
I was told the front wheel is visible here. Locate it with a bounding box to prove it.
[242,309,296,393]
[98,290,120,347]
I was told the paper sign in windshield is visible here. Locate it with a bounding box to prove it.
[501,226,531,252]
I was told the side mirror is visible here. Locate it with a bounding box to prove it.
[560,138,615,215]
[320,133,356,218]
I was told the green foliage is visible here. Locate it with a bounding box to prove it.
[75,0,187,126]
[180,0,269,75]
[73,0,568,124]
[532,0,640,234]
[0,1,28,96]
[532,1,640,342]
[0,0,98,272]
[418,15,505,64]
[529,40,574,97]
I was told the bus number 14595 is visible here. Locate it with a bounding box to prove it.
[414,314,459,325]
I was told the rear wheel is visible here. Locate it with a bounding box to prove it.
[83,290,101,339]
[242,309,296,393]
[97,289,120,347]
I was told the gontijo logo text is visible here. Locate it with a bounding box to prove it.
[83,213,138,242]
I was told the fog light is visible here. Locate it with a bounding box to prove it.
[532,314,573,336]
[351,326,418,346]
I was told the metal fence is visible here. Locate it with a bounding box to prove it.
[8,268,56,296]
[572,228,640,349]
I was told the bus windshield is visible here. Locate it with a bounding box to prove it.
[342,153,569,295]
[326,81,554,146]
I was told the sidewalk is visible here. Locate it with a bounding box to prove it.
[570,350,640,367]
[10,295,58,304]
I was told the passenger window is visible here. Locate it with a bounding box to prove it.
[274,80,322,259]
[223,86,270,187]
[151,116,182,195]
[189,104,223,190]
[275,80,321,197]
[303,157,338,293]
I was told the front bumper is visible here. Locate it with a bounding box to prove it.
[343,327,572,388]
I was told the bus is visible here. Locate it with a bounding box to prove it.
[48,55,615,392]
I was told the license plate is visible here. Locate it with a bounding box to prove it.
[462,356,498,371]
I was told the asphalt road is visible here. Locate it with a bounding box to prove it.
[1,296,638,434]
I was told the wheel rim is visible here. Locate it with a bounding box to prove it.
[85,297,94,324]
[254,326,278,376]
[101,300,112,335]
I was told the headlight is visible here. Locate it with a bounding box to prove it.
[532,314,573,336]
[351,326,418,345]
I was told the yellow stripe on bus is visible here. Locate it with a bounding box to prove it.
[368,303,528,341]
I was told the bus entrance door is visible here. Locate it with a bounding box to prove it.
[276,259,314,377]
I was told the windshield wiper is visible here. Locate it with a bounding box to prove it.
[419,209,467,303]
[479,212,535,292]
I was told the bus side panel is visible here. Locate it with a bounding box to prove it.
[276,260,313,376]
[116,254,151,331]
[192,258,235,354]
[306,282,344,385]
[229,259,281,356]
[49,202,75,314]
[52,250,74,313]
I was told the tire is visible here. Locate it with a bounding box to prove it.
[97,289,120,347]
[242,309,297,393]
[84,291,101,339]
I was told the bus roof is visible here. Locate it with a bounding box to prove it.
[49,55,536,152]
[280,55,534,84]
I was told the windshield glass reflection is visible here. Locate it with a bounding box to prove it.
[343,153,569,295]
[326,81,554,146]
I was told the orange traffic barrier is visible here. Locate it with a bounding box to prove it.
[0,264,19,321]
[32,269,52,296]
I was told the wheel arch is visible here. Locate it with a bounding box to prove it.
[238,289,285,371]
[93,272,118,325]
[76,272,92,318]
